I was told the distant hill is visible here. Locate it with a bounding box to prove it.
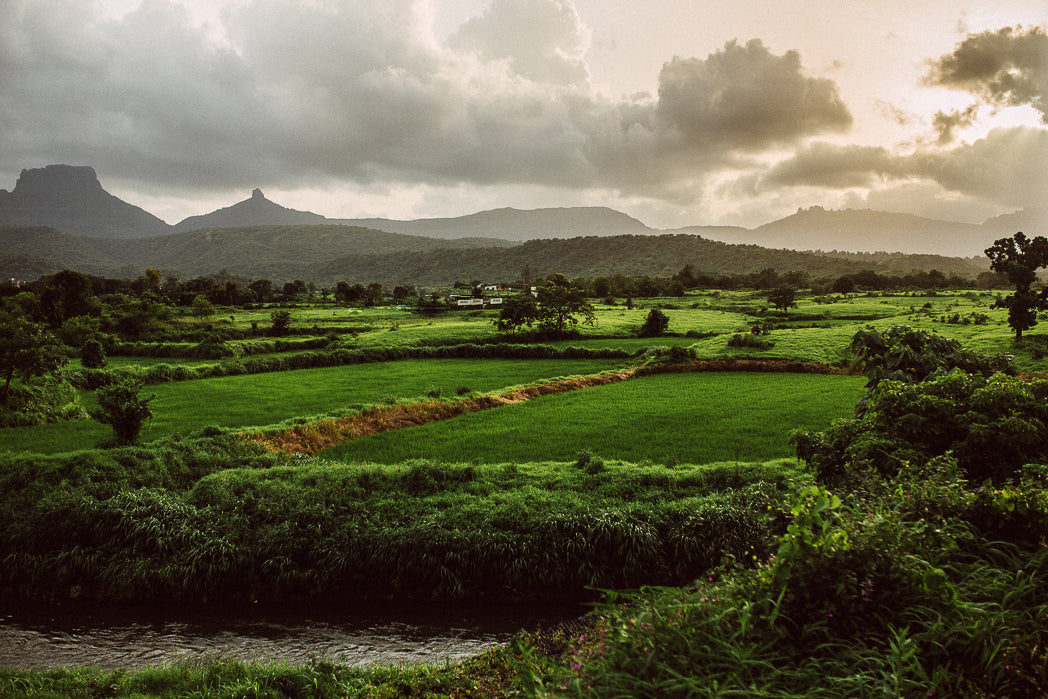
[981,207,1048,241]
[337,206,653,240]
[304,233,989,288]
[0,165,171,238]
[0,224,515,282]
[679,207,990,257]
[0,225,987,287]
[172,189,327,232]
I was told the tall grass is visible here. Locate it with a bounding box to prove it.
[0,452,797,603]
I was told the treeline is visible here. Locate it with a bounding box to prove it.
[559,264,1007,300]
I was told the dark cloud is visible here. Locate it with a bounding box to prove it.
[912,126,1048,207]
[654,40,853,152]
[1,1,851,206]
[761,143,905,188]
[750,126,1048,213]
[927,26,1048,120]
[932,105,979,144]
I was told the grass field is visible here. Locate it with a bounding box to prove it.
[320,372,867,465]
[2,358,630,455]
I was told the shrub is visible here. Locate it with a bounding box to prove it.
[727,333,774,349]
[92,378,155,446]
[80,338,108,369]
[638,308,670,337]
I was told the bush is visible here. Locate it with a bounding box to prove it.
[638,308,670,337]
[792,370,1048,486]
[80,338,108,369]
[92,378,156,446]
[727,333,774,349]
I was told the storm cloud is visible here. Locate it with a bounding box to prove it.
[2,1,1045,228]
[1,0,851,201]
[927,25,1048,120]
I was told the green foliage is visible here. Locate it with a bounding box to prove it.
[767,284,798,313]
[92,378,155,446]
[638,308,670,337]
[985,232,1048,340]
[80,338,108,369]
[189,294,215,317]
[0,375,85,427]
[494,294,539,333]
[793,370,1048,486]
[727,332,774,349]
[535,275,596,335]
[270,309,292,336]
[0,302,69,405]
[849,325,1013,389]
[0,453,791,602]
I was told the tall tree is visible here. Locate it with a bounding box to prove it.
[985,232,1048,340]
[93,378,154,446]
[0,304,68,404]
[536,274,595,334]
[767,284,798,313]
[494,294,539,333]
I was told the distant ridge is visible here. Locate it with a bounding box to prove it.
[173,188,327,232]
[337,206,653,241]
[0,165,171,239]
[688,207,988,257]
[3,163,1040,271]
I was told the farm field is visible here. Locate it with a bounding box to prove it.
[4,282,1048,697]
[1,357,629,455]
[321,372,867,465]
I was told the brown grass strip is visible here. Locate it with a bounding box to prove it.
[251,369,637,455]
[249,359,842,456]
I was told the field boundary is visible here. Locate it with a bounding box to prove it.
[249,359,842,455]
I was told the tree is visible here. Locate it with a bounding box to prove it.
[366,282,384,307]
[767,285,798,313]
[282,279,308,301]
[249,278,274,303]
[832,276,855,294]
[81,338,107,369]
[494,294,539,333]
[93,378,154,446]
[985,232,1048,340]
[0,304,68,405]
[536,275,595,334]
[39,269,96,327]
[270,310,292,336]
[638,308,670,337]
[190,294,216,317]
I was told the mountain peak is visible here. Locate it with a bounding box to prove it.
[14,165,104,198]
[173,189,326,232]
[0,164,170,238]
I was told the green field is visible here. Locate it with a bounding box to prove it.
[321,372,867,465]
[1,358,629,455]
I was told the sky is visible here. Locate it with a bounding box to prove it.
[2,0,1047,230]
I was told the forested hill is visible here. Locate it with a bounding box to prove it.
[307,233,988,287]
[0,224,512,282]
[1,225,988,286]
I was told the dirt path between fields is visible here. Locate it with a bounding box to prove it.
[249,358,842,456]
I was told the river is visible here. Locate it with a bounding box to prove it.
[0,599,585,671]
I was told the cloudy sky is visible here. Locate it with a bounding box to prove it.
[2,0,1046,229]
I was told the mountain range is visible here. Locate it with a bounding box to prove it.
[2,163,1038,285]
